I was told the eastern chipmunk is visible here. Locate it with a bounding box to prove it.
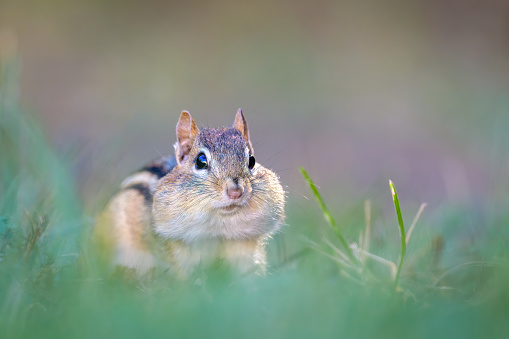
[94,109,285,277]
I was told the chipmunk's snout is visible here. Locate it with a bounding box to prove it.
[225,178,245,200]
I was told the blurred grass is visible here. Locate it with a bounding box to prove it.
[2,58,509,339]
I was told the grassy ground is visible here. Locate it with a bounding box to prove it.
[2,58,509,338]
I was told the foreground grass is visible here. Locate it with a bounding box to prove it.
[2,58,509,338]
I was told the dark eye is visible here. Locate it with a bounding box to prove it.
[248,155,256,169]
[195,153,208,170]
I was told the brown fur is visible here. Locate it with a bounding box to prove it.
[94,110,285,278]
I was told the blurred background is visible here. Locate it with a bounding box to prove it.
[4,3,509,336]
[1,0,509,214]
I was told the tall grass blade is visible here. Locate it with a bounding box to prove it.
[363,200,371,253]
[389,180,406,289]
[299,167,355,263]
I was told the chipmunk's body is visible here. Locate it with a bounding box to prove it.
[94,110,285,277]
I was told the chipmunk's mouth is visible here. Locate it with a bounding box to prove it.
[218,203,244,214]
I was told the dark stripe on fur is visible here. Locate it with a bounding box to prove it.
[141,156,177,178]
[125,184,153,203]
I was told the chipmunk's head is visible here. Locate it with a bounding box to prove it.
[152,109,285,242]
[174,109,256,208]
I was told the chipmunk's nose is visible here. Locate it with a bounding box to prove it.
[226,186,243,200]
[226,181,244,200]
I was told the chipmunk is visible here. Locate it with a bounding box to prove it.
[94,109,285,278]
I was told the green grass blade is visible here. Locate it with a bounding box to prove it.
[299,167,355,263]
[390,180,406,289]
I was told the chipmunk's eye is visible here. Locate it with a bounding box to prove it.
[248,155,256,169]
[195,153,208,170]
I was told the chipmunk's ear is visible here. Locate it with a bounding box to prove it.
[175,110,199,164]
[233,108,254,154]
